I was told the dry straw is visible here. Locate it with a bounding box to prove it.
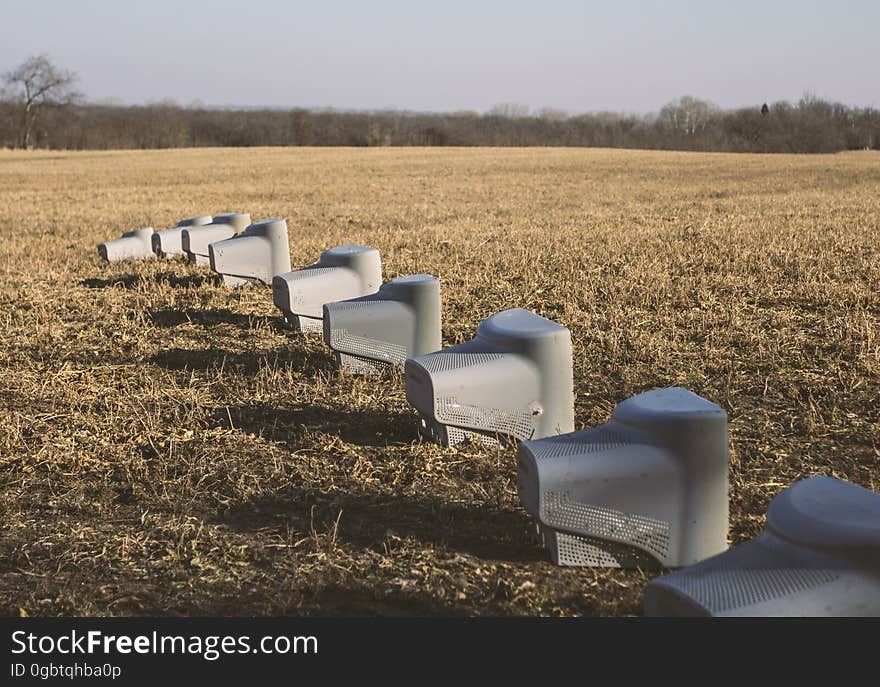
[0,147,877,616]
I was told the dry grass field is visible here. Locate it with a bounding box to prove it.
[0,146,878,616]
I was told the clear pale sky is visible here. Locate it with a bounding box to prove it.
[1,0,877,113]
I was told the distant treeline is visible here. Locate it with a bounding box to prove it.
[1,95,878,153]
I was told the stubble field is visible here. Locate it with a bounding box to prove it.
[0,146,878,616]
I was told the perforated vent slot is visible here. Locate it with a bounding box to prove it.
[330,328,409,366]
[418,415,505,448]
[528,425,632,460]
[417,352,505,374]
[542,491,670,563]
[550,529,622,567]
[435,396,536,442]
[446,426,504,448]
[284,266,339,281]
[222,275,253,288]
[325,300,384,312]
[667,568,841,614]
[544,528,661,568]
[338,352,390,375]
[292,316,324,333]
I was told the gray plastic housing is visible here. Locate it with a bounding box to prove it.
[98,227,156,262]
[405,308,574,447]
[151,215,213,256]
[208,218,292,288]
[644,476,880,616]
[517,387,729,568]
[322,274,442,374]
[271,245,382,332]
[181,213,251,266]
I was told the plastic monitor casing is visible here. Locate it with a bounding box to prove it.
[272,244,382,332]
[643,476,880,616]
[98,227,156,262]
[517,387,729,568]
[209,218,292,288]
[151,215,213,256]
[181,212,251,266]
[323,274,442,374]
[405,308,574,447]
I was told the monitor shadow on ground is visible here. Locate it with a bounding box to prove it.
[81,271,220,290]
[220,483,545,564]
[150,344,334,377]
[204,402,417,448]
[148,307,281,331]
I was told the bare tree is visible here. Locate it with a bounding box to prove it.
[659,96,718,137]
[3,54,80,149]
[538,108,569,122]
[1,89,877,152]
[488,103,530,118]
